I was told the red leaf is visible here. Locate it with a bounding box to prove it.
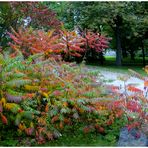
[127,86,142,93]
[98,127,105,133]
[0,103,3,113]
[1,114,8,125]
[25,127,34,136]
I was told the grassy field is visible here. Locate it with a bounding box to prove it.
[104,56,148,66]
[86,56,148,76]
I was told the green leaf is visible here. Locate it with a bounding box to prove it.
[10,104,21,114]
[15,114,22,126]
[6,79,32,87]
[60,108,69,114]
[21,111,34,120]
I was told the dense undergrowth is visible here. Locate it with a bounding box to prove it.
[0,50,148,146]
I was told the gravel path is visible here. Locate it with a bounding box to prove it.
[95,69,148,97]
[99,70,144,90]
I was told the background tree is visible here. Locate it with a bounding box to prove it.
[10,2,61,31]
[0,3,17,48]
[47,2,148,66]
[46,2,75,30]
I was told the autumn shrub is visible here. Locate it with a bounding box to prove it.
[8,27,62,58]
[8,27,86,61]
[82,30,111,64]
[8,27,111,64]
[0,2,147,146]
[0,51,128,145]
[59,27,86,62]
[59,29,111,63]
[112,70,148,135]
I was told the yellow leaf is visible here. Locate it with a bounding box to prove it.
[30,122,34,128]
[47,91,51,95]
[18,123,26,131]
[0,98,6,107]
[5,103,17,110]
[24,85,39,91]
[42,92,48,98]
[47,30,54,38]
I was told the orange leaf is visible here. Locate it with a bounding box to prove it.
[45,104,49,112]
[144,80,148,87]
[98,127,105,133]
[63,102,68,107]
[83,127,90,134]
[46,132,53,140]
[64,118,71,124]
[59,122,63,129]
[1,114,8,125]
[127,86,142,93]
[51,115,59,123]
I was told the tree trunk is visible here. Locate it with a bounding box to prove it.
[141,40,146,67]
[115,24,122,66]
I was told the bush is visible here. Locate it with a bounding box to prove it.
[8,27,111,64]
[0,51,127,145]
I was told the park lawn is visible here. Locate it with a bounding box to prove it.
[104,56,148,65]
[86,64,147,77]
[86,56,148,76]
[104,56,148,76]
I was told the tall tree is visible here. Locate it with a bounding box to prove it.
[48,2,147,66]
[121,2,148,65]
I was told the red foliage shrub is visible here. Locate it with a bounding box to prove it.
[8,28,62,58]
[84,31,111,53]
[59,29,86,61]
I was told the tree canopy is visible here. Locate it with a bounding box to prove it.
[48,2,148,66]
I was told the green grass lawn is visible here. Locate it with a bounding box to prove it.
[104,56,148,66]
[86,56,148,76]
